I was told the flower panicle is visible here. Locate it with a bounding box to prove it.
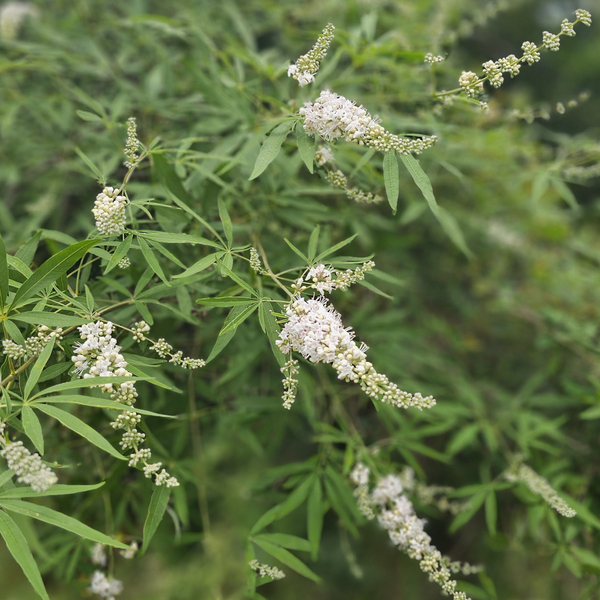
[287,23,335,86]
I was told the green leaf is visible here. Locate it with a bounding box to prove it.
[252,538,321,582]
[296,126,315,174]
[0,509,50,600]
[75,110,102,122]
[0,232,8,307]
[9,239,99,311]
[32,395,174,419]
[218,199,233,246]
[153,153,194,207]
[250,474,316,535]
[142,485,171,554]
[10,313,89,328]
[383,151,400,213]
[137,236,170,286]
[33,404,125,461]
[15,231,42,267]
[284,238,309,263]
[450,492,486,532]
[104,235,133,274]
[259,302,285,367]
[0,470,15,489]
[308,225,320,261]
[400,155,471,257]
[216,260,258,296]
[485,492,497,536]
[74,147,105,183]
[137,231,221,249]
[24,338,55,401]
[196,296,257,307]
[173,252,220,279]
[249,121,294,180]
[0,500,128,549]
[32,376,148,399]
[21,406,44,455]
[0,482,104,499]
[252,533,311,552]
[219,303,258,335]
[307,478,323,561]
[315,234,358,263]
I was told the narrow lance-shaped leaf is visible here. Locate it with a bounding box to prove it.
[259,302,285,368]
[249,121,294,180]
[0,231,8,307]
[252,538,321,583]
[33,404,126,461]
[0,482,105,499]
[383,151,400,214]
[142,485,171,554]
[104,234,133,274]
[137,236,170,286]
[296,125,315,174]
[218,199,233,246]
[24,338,55,400]
[308,225,320,261]
[0,499,129,549]
[307,477,323,561]
[0,509,50,600]
[21,406,44,455]
[10,239,100,311]
[173,252,220,279]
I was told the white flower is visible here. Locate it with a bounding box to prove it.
[0,2,38,40]
[90,543,107,567]
[276,297,435,410]
[288,23,335,87]
[299,90,437,155]
[92,187,127,236]
[88,571,123,599]
[1,441,57,492]
[249,559,285,580]
[120,541,138,560]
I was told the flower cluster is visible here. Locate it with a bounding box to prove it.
[0,440,58,492]
[0,2,38,40]
[300,90,437,155]
[91,543,108,567]
[88,571,123,600]
[350,464,478,600]
[276,297,435,410]
[325,169,382,204]
[117,256,130,269]
[2,325,63,361]
[315,145,334,166]
[455,9,592,98]
[304,261,375,294]
[424,53,444,64]
[124,117,140,169]
[249,559,285,580]
[280,358,299,410]
[505,462,576,518]
[92,187,127,236]
[146,335,205,369]
[249,247,265,274]
[287,23,335,86]
[132,320,150,342]
[72,321,179,487]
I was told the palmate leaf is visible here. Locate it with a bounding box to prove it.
[0,509,50,600]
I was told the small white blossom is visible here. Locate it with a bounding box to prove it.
[276,297,435,410]
[575,9,591,27]
[249,247,264,274]
[424,53,444,64]
[542,30,560,51]
[280,359,299,409]
[90,543,107,567]
[1,441,57,492]
[132,320,150,342]
[119,541,138,560]
[505,463,576,518]
[0,2,38,40]
[300,90,437,155]
[556,102,566,114]
[315,145,334,166]
[521,41,541,65]
[249,559,286,580]
[117,256,130,269]
[458,71,483,97]
[88,571,123,600]
[124,117,140,169]
[92,187,127,236]
[288,23,335,87]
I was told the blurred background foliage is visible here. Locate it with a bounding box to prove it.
[1,0,599,598]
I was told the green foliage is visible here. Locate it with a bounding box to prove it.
[0,1,599,599]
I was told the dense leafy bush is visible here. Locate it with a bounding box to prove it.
[1,1,599,599]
